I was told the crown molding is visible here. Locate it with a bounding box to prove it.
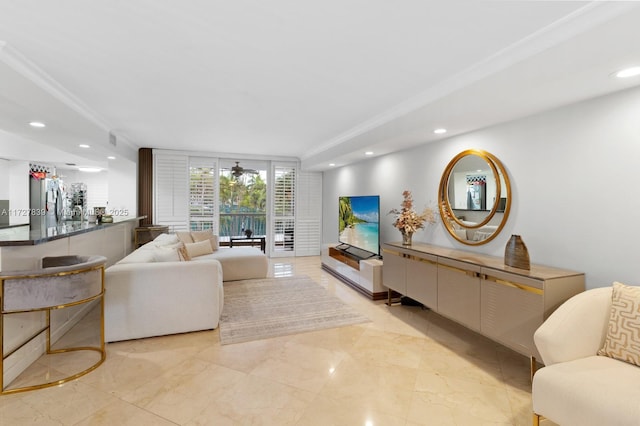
[301,1,639,161]
[151,148,299,164]
[0,41,136,151]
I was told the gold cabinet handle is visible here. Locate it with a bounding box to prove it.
[382,248,401,257]
[409,255,436,265]
[439,263,478,278]
[483,275,543,295]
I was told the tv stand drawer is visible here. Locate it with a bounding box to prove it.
[329,246,360,270]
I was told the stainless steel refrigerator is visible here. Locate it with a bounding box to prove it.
[29,174,65,230]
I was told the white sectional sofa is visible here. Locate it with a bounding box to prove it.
[105,257,223,342]
[104,231,268,342]
[174,230,268,281]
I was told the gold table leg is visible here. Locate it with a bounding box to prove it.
[530,356,539,383]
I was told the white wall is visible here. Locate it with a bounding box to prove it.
[323,85,640,289]
[62,169,108,214]
[9,160,29,225]
[107,157,137,217]
[0,159,9,200]
[54,160,136,219]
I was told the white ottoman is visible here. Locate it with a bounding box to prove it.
[196,247,268,281]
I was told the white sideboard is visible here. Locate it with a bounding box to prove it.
[382,242,585,361]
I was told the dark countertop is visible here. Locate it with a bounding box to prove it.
[0,216,144,246]
[0,223,28,230]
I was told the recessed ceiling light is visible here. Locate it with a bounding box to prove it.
[107,156,116,160]
[329,163,336,167]
[614,66,640,78]
[365,151,374,156]
[79,144,90,148]
[29,121,46,128]
[434,128,447,134]
[78,167,102,173]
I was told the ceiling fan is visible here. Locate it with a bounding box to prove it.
[230,161,258,178]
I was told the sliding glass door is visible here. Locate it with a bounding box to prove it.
[153,151,321,257]
[218,160,267,244]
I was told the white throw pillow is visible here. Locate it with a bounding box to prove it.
[185,240,214,258]
[163,242,184,250]
[153,233,180,246]
[152,246,181,262]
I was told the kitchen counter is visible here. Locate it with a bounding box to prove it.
[0,216,143,388]
[0,217,145,246]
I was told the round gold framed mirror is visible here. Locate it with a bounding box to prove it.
[438,149,511,245]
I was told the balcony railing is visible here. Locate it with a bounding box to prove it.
[218,213,266,237]
[190,212,292,251]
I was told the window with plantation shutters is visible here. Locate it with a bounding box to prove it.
[271,164,296,255]
[153,153,322,257]
[295,170,322,256]
[153,153,189,231]
[189,160,217,232]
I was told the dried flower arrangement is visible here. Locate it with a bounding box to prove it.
[388,190,436,235]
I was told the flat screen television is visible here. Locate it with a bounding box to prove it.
[338,195,380,257]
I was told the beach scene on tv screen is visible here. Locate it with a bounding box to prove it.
[339,196,379,254]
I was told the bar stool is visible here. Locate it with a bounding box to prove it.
[0,255,107,394]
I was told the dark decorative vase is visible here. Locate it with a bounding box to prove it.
[504,235,530,270]
[401,230,413,246]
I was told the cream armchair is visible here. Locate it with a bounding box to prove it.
[532,286,640,425]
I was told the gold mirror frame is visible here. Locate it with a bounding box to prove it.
[438,149,511,245]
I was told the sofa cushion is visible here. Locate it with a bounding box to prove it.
[176,231,194,244]
[175,230,219,251]
[598,282,640,366]
[533,355,640,425]
[191,229,219,251]
[185,240,214,258]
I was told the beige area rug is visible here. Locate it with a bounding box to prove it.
[219,275,370,345]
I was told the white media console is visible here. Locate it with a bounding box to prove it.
[320,244,385,300]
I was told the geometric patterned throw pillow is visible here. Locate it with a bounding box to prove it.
[597,281,640,367]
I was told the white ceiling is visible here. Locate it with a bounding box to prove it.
[0,1,639,172]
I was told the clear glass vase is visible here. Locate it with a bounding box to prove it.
[401,230,413,246]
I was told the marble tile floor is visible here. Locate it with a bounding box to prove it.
[1,255,556,425]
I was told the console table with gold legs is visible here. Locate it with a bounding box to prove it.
[0,255,107,394]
